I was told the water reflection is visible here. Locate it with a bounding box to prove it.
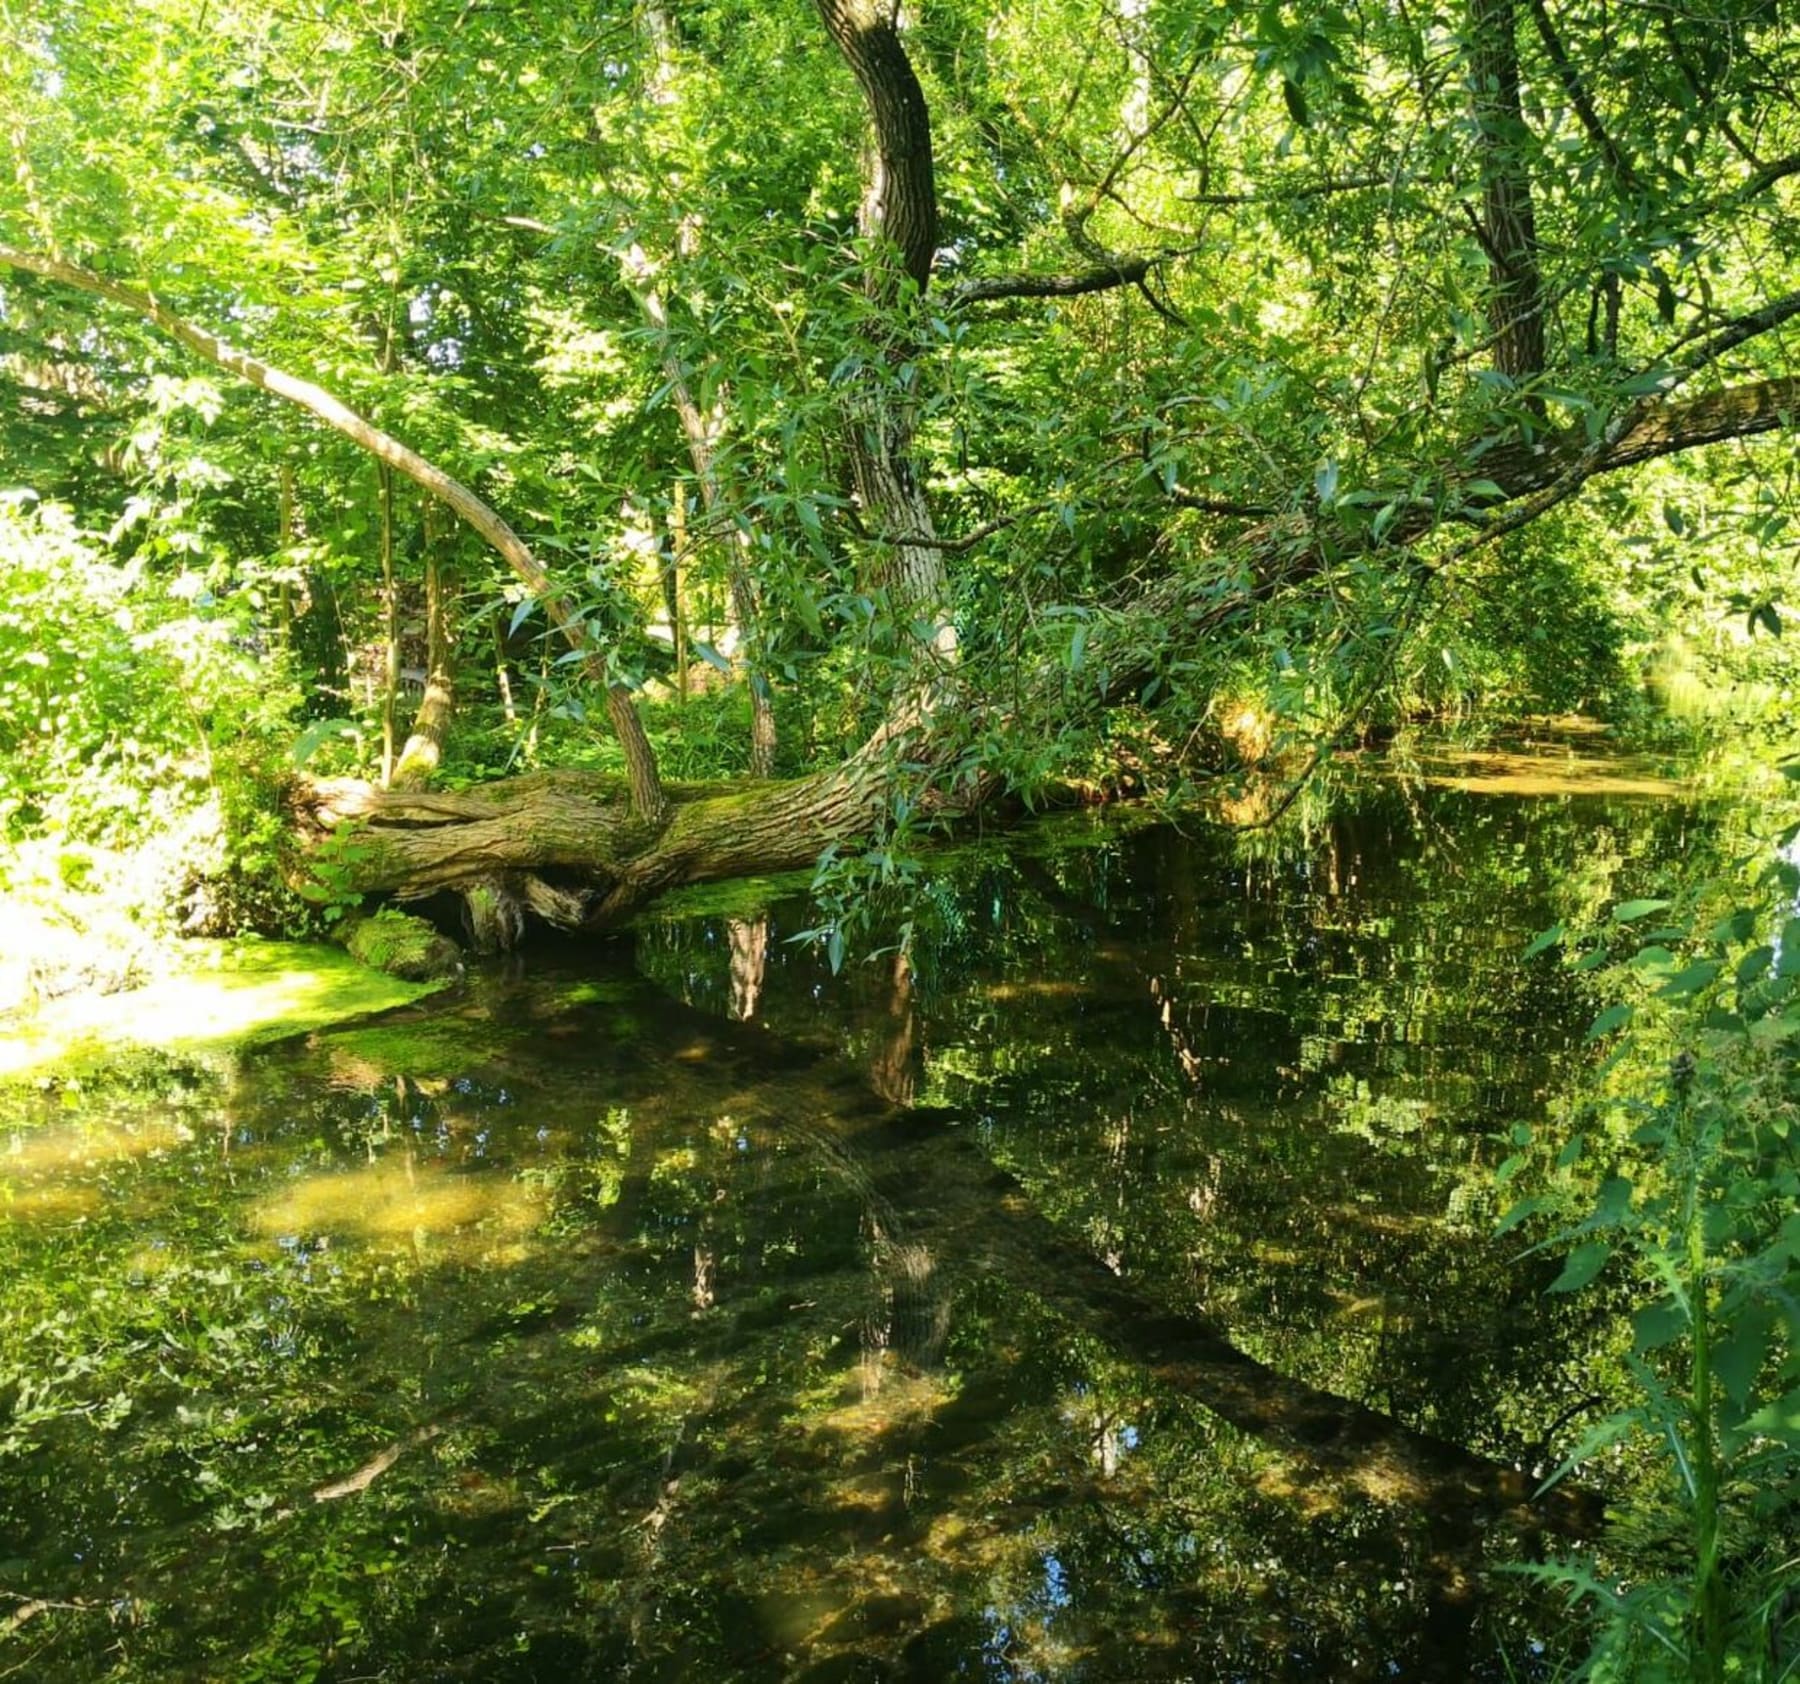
[0,770,1713,1680]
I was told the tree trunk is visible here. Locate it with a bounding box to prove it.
[1468,0,1546,383]
[393,507,454,790]
[299,719,920,933]
[378,463,399,788]
[813,0,956,659]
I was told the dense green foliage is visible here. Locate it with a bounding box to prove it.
[2,0,1798,1676]
[3,0,1797,873]
[1506,766,1800,1680]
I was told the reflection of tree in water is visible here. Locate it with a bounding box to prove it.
[3,783,1722,1680]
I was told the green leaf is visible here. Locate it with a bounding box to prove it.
[692,640,732,673]
[1737,1385,1800,1449]
[1548,1241,1610,1293]
[1556,1133,1584,1168]
[1715,1303,1776,1411]
[1586,1003,1634,1040]
[1535,1409,1639,1494]
[289,717,358,768]
[1656,959,1720,999]
[1582,1175,1634,1231]
[1496,1195,1544,1235]
[1282,77,1310,127]
[1734,945,1774,986]
[1633,1298,1688,1353]
[1523,922,1564,959]
[1612,899,1671,923]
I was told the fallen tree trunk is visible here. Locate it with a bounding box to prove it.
[299,737,914,943]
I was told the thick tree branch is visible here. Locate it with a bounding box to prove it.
[1479,376,1800,495]
[949,249,1191,306]
[0,243,666,820]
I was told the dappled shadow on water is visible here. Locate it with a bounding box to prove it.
[0,772,1715,1681]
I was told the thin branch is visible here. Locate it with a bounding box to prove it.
[1523,0,1638,196]
[1184,173,1389,207]
[1683,286,1800,373]
[1167,488,1278,518]
[1736,153,1800,204]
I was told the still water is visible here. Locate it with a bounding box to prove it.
[0,756,1706,1681]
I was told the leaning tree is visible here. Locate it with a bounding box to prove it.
[2,0,1796,942]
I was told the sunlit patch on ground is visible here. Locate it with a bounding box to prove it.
[250,1156,545,1262]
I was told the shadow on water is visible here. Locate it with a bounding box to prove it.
[0,758,1715,1681]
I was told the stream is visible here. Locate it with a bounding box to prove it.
[0,745,1711,1681]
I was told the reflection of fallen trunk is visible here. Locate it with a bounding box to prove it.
[310,1422,445,1503]
[271,1421,450,1520]
[622,973,1597,1536]
[855,1107,1598,1537]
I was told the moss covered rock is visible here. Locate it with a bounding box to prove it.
[340,909,465,981]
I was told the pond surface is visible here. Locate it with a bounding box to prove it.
[1,754,1710,1681]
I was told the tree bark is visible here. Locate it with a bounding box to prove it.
[1468,0,1547,383]
[378,463,399,788]
[393,510,454,790]
[814,0,955,659]
[298,723,912,931]
[813,0,939,294]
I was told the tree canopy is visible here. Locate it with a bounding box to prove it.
[2,0,1796,937]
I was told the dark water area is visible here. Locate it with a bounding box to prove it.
[0,759,1712,1681]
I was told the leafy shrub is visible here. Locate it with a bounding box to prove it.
[0,495,305,959]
